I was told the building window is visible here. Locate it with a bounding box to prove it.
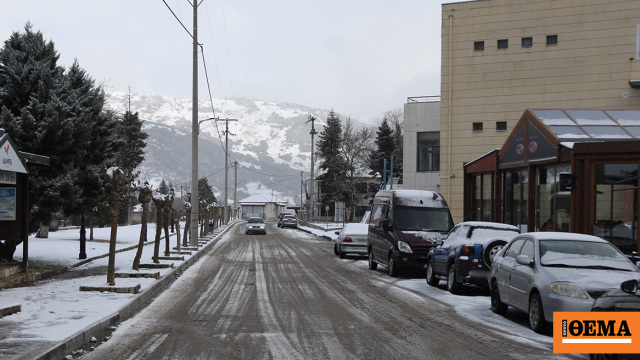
[473,122,484,131]
[546,35,558,46]
[472,173,494,221]
[521,37,533,48]
[496,121,507,131]
[474,41,484,51]
[417,132,440,172]
[497,39,508,49]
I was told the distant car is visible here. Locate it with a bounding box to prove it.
[245,217,266,235]
[280,215,298,229]
[276,213,291,227]
[489,232,640,333]
[334,223,369,259]
[426,221,519,293]
[590,279,640,360]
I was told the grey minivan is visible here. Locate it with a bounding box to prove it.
[367,190,454,277]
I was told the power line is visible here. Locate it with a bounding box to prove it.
[221,0,235,95]
[162,0,193,38]
[237,163,306,178]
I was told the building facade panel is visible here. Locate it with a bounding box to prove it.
[440,0,640,221]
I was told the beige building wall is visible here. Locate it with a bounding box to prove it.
[440,0,640,222]
[403,97,441,192]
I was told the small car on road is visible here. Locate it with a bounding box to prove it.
[277,212,292,227]
[245,217,266,235]
[334,223,369,259]
[489,232,640,333]
[280,215,298,229]
[426,221,519,293]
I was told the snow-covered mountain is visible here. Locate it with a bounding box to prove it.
[105,92,367,205]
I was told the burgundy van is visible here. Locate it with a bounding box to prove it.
[367,190,454,277]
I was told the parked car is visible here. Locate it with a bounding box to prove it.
[426,221,519,293]
[280,215,298,229]
[277,212,292,227]
[367,189,454,277]
[245,217,266,235]
[489,232,640,333]
[590,279,640,360]
[334,223,369,259]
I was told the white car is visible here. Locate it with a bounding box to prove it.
[334,223,369,259]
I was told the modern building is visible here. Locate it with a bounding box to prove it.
[402,96,442,193]
[439,0,640,223]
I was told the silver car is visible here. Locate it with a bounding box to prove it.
[245,217,266,235]
[489,232,640,333]
[334,223,369,259]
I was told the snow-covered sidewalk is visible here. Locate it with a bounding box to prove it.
[0,222,236,360]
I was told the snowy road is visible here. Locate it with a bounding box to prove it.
[81,222,583,359]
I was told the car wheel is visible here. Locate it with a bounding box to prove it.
[483,240,507,267]
[426,261,438,286]
[490,280,508,314]
[447,264,459,294]
[245,231,249,234]
[529,292,548,334]
[368,250,378,270]
[334,243,339,256]
[339,248,346,259]
[388,255,399,277]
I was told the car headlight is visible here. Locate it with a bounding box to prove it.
[550,281,588,299]
[398,241,413,253]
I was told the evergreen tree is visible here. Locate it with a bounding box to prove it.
[115,110,147,185]
[316,110,347,205]
[367,117,396,184]
[386,109,404,180]
[0,24,120,236]
[198,177,216,204]
[159,179,170,195]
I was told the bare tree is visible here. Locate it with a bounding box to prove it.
[104,167,126,286]
[133,184,152,270]
[341,118,375,221]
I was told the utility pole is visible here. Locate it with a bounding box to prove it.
[300,171,303,211]
[215,117,237,224]
[306,115,317,223]
[190,0,201,246]
[234,161,238,220]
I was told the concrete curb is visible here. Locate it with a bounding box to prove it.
[34,222,239,360]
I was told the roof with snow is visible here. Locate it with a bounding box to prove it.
[238,194,287,206]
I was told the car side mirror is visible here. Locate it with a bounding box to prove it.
[435,240,443,246]
[621,279,638,295]
[382,219,393,232]
[516,254,533,266]
[335,231,340,235]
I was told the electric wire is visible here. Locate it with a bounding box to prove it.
[162,0,192,38]
[237,163,307,178]
[221,0,235,95]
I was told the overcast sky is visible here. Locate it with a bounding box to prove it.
[1,0,467,121]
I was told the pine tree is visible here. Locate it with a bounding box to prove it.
[0,24,121,237]
[368,117,397,183]
[317,110,347,205]
[159,179,170,195]
[198,177,217,204]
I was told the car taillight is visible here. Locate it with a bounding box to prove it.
[343,237,352,242]
[461,246,470,256]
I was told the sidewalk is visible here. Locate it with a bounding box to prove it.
[0,221,238,360]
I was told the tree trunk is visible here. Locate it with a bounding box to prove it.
[133,186,152,271]
[104,167,126,286]
[35,223,49,238]
[153,201,163,264]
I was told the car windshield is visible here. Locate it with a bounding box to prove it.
[248,218,264,224]
[539,240,637,271]
[394,207,453,232]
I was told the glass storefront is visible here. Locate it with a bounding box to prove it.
[503,170,528,232]
[593,163,639,254]
[536,165,571,232]
[471,173,493,221]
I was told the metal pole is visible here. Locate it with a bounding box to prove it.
[308,115,317,223]
[190,1,199,246]
[224,121,228,224]
[234,161,238,220]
